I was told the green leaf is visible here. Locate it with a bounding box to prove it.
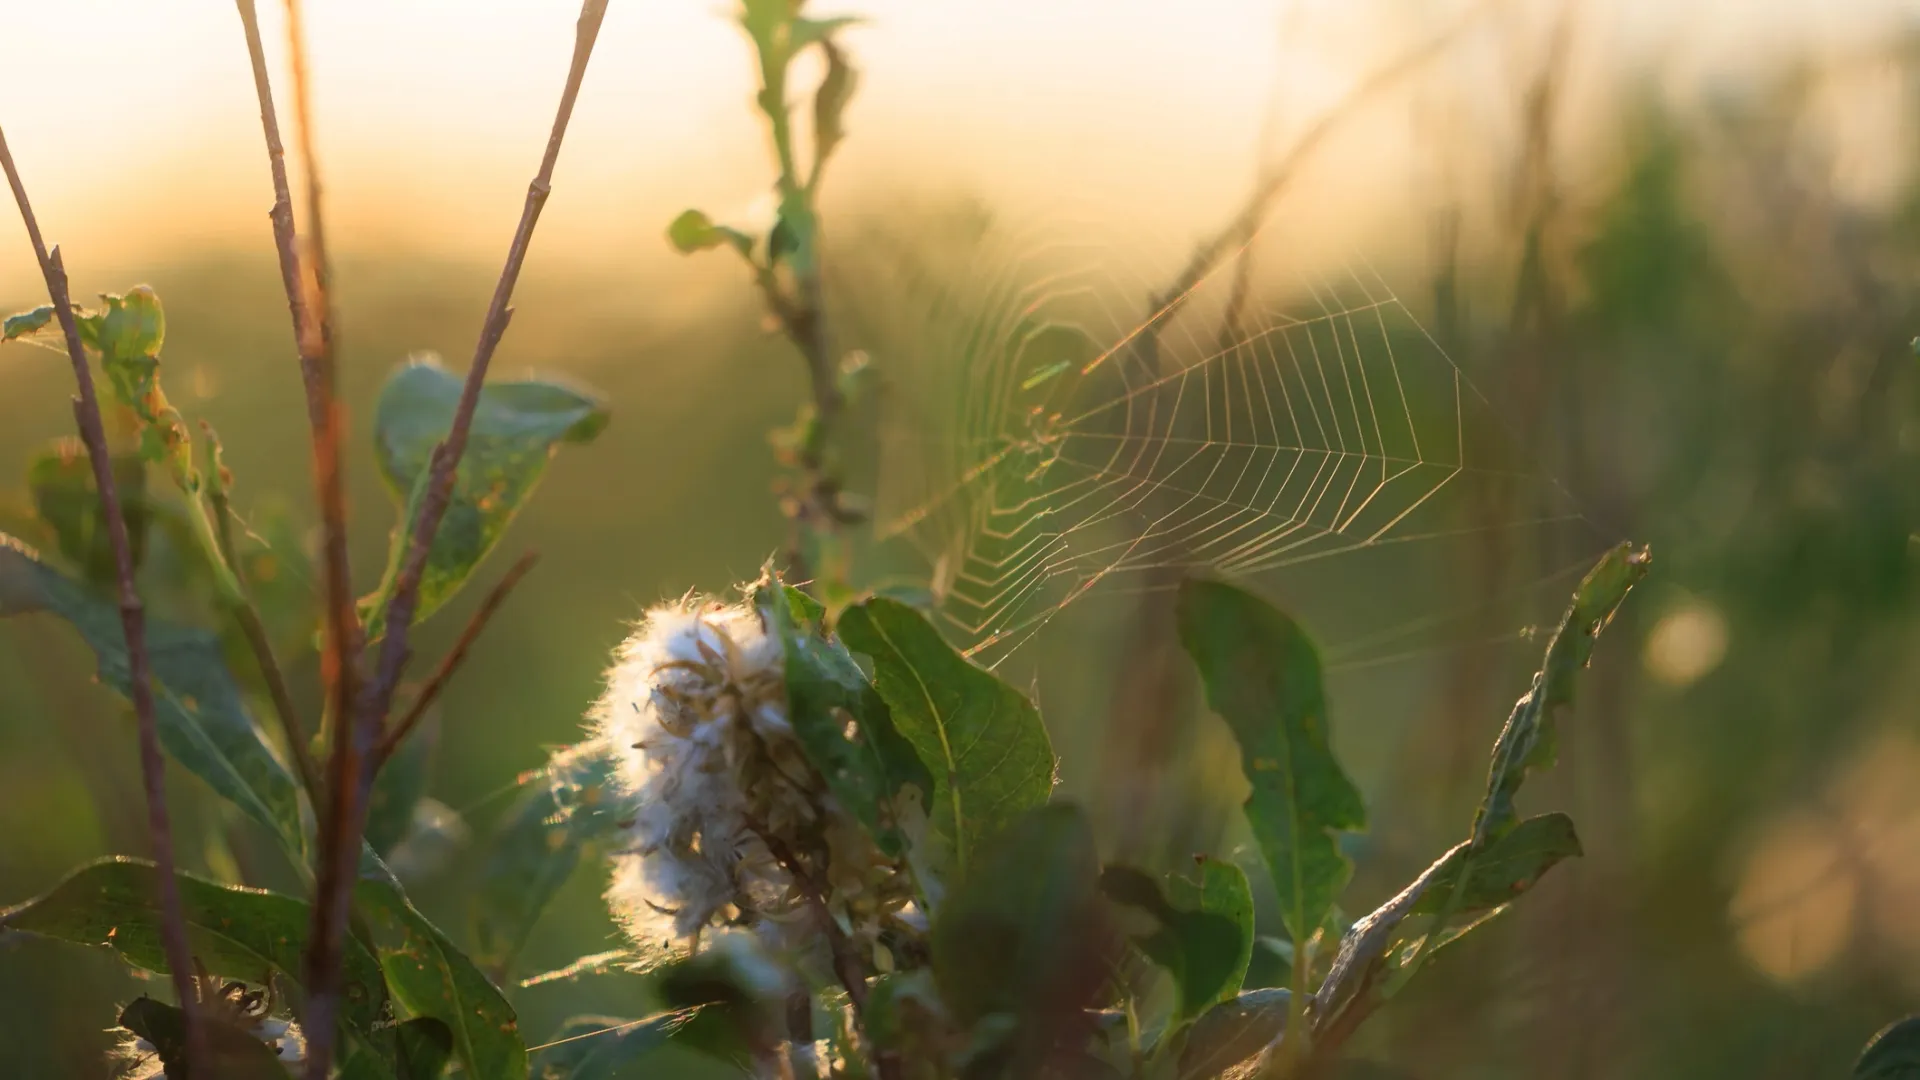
[1176,577,1366,946]
[1102,858,1254,1020]
[930,804,1116,1075]
[3,859,390,1056]
[811,39,858,176]
[1313,820,1580,1043]
[1406,813,1581,915]
[666,209,753,258]
[0,535,307,858]
[117,998,292,1079]
[756,580,932,856]
[1173,988,1293,1080]
[2,305,55,341]
[1858,1017,1920,1078]
[837,596,1055,878]
[81,288,192,475]
[1311,548,1647,1040]
[1471,542,1650,845]
[395,1017,455,1079]
[362,357,607,637]
[357,853,526,1078]
[529,1010,706,1079]
[89,285,165,366]
[471,742,635,972]
[27,438,150,588]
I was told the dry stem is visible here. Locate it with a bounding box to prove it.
[376,550,540,765]
[0,125,209,1073]
[229,2,365,1072]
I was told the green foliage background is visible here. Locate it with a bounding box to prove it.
[4,32,1920,1080]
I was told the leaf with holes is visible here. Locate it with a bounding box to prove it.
[757,581,932,856]
[362,357,606,638]
[471,742,635,972]
[1177,577,1365,947]
[837,596,1054,878]
[3,859,391,1064]
[0,535,307,858]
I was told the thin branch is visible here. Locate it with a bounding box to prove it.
[1142,0,1503,331]
[231,0,358,743]
[0,125,209,1073]
[299,4,606,1074]
[230,3,361,1075]
[751,823,905,1080]
[375,550,539,765]
[359,0,608,727]
[205,450,323,799]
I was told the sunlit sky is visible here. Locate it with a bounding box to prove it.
[0,0,1912,298]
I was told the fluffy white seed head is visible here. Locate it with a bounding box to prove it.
[593,590,915,964]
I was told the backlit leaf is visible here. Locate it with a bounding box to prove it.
[757,580,932,856]
[362,357,606,637]
[837,596,1054,877]
[358,853,526,1078]
[3,859,390,1061]
[1176,577,1365,946]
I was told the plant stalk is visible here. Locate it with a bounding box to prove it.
[0,124,209,1074]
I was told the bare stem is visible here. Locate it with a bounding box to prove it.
[1140,0,1502,335]
[229,3,365,1073]
[231,0,358,738]
[206,469,324,798]
[0,125,209,1073]
[376,550,539,765]
[360,0,608,724]
[751,824,904,1080]
[302,5,605,1072]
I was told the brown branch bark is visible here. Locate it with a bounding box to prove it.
[376,550,539,765]
[302,5,607,1074]
[0,125,209,1073]
[231,0,358,739]
[359,0,608,724]
[228,4,365,1074]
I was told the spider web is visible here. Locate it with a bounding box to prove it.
[851,208,1608,672]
